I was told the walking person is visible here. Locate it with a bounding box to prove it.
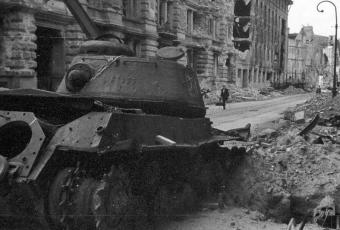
[220,85,229,110]
[316,85,321,94]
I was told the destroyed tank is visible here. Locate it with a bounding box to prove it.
[0,1,249,229]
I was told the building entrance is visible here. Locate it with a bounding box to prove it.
[36,27,64,91]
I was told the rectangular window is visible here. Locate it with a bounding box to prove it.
[125,38,141,56]
[281,19,286,35]
[123,0,138,19]
[0,81,8,88]
[187,10,193,33]
[158,0,165,25]
[158,0,172,26]
[187,49,198,72]
[213,53,219,76]
[208,18,216,38]
[193,11,199,31]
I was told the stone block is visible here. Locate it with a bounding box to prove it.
[11,51,23,59]
[294,111,305,123]
[26,60,37,69]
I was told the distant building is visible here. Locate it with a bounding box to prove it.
[287,26,329,88]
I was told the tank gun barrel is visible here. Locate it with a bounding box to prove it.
[63,0,101,39]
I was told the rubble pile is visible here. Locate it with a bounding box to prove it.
[205,86,308,105]
[283,85,306,95]
[230,87,266,102]
[259,86,276,96]
[206,87,283,104]
[203,86,269,104]
[225,94,340,227]
[294,94,340,118]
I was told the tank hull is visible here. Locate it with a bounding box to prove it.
[0,97,248,229]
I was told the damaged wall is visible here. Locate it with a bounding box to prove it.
[233,0,292,89]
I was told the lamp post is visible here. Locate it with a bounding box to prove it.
[317,0,338,97]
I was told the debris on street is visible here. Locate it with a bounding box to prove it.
[283,85,307,95]
[206,85,308,105]
[223,93,340,228]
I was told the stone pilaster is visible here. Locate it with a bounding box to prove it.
[0,9,37,88]
[140,38,158,57]
[196,49,215,89]
[64,24,86,66]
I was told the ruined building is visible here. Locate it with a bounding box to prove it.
[287,26,328,87]
[322,37,340,88]
[0,0,291,92]
[233,0,293,88]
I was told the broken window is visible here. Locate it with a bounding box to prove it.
[234,0,252,51]
[233,17,251,38]
[123,0,138,18]
[234,0,251,17]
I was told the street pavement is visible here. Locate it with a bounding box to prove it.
[207,94,312,131]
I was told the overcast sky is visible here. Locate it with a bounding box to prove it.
[288,0,340,36]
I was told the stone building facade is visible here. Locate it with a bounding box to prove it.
[0,0,234,92]
[287,26,328,87]
[0,0,292,92]
[232,0,293,88]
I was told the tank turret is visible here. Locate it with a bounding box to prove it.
[58,0,205,118]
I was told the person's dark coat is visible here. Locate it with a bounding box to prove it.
[221,88,229,100]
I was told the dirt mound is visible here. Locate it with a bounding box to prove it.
[224,94,340,227]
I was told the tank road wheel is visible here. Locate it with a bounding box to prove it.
[48,167,98,230]
[93,166,147,230]
[48,167,74,229]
